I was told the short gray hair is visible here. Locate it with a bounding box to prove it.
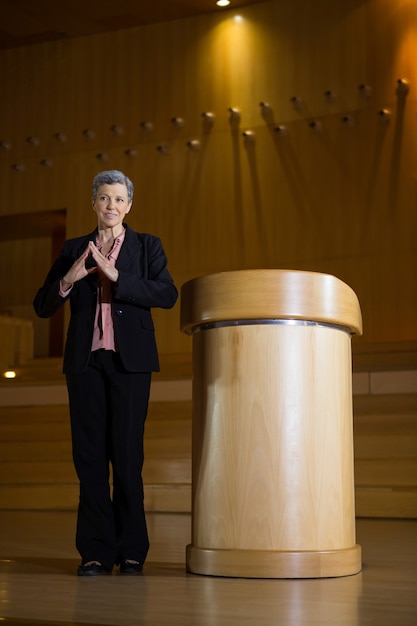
[92,170,134,203]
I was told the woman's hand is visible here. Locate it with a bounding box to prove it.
[87,241,119,283]
[62,244,97,289]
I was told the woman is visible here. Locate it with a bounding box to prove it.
[33,170,178,576]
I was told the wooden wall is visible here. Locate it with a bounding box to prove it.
[0,0,416,358]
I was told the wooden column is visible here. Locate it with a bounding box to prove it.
[180,270,363,578]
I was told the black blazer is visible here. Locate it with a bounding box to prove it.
[33,224,178,374]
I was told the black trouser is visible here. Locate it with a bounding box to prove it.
[66,350,151,570]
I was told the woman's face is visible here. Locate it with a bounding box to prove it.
[92,183,132,230]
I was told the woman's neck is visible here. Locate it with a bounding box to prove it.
[97,224,125,244]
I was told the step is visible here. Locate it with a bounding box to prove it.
[0,353,193,385]
[0,418,192,443]
[0,441,73,462]
[353,413,417,433]
[0,404,69,424]
[355,487,417,518]
[355,458,417,487]
[0,458,191,486]
[0,461,77,484]
[0,400,192,420]
[3,482,415,518]
[0,422,72,442]
[354,433,417,458]
[0,437,191,462]
[0,483,191,513]
[352,340,417,372]
[353,393,417,415]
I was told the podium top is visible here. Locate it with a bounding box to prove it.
[180,269,362,335]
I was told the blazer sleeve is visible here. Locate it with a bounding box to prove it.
[33,240,82,318]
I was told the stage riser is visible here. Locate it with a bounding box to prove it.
[0,393,415,518]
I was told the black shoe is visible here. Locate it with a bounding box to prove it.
[77,561,112,576]
[120,559,143,575]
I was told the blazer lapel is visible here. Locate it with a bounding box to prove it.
[115,224,143,271]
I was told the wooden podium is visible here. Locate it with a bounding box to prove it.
[180,269,363,578]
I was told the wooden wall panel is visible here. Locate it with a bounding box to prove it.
[0,0,416,357]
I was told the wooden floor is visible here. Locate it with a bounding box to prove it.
[0,511,416,626]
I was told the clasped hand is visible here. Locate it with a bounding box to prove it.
[63,241,119,288]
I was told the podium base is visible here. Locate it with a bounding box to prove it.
[186,544,362,579]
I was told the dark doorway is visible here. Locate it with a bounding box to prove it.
[0,209,66,357]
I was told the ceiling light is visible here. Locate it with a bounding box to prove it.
[216,1,231,7]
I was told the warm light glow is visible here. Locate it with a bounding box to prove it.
[216,0,230,7]
[3,370,16,379]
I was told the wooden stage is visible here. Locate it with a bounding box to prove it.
[0,511,416,625]
[0,351,416,624]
